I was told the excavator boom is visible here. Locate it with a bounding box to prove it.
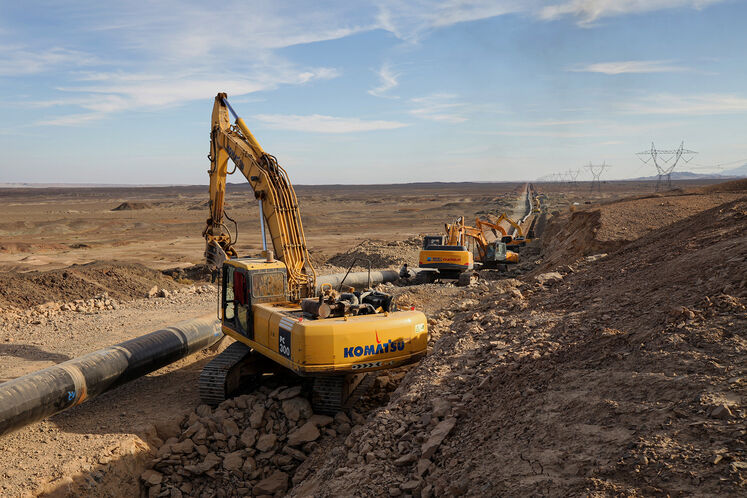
[203,93,316,300]
[475,213,524,240]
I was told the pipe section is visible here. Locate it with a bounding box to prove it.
[0,314,222,436]
[316,270,399,293]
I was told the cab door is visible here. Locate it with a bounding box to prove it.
[222,265,254,339]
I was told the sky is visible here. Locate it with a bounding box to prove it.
[1,0,746,184]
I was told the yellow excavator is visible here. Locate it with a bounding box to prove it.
[200,93,428,413]
[475,213,532,250]
[416,216,518,285]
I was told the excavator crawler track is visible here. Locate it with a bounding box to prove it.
[311,374,374,415]
[198,341,254,406]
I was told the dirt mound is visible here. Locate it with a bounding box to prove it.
[0,262,180,309]
[0,242,69,254]
[539,209,623,270]
[699,178,747,193]
[326,238,421,269]
[540,190,746,269]
[162,264,214,283]
[295,198,746,496]
[112,202,152,211]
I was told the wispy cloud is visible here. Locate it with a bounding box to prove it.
[374,1,526,41]
[409,93,469,123]
[569,60,690,74]
[253,114,408,133]
[4,0,735,128]
[0,46,96,76]
[374,0,727,39]
[34,67,339,125]
[539,0,727,25]
[43,113,107,126]
[621,93,747,115]
[513,119,593,126]
[368,63,399,98]
[17,1,354,125]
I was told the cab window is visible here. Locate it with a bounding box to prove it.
[223,266,235,320]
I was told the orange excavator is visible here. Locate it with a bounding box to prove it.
[475,213,532,250]
[415,216,518,285]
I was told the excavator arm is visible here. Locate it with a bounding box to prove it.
[443,216,467,246]
[475,213,524,239]
[203,93,316,300]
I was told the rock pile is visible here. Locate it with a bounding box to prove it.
[142,385,354,497]
[0,285,215,327]
[145,284,214,299]
[0,292,121,325]
[325,238,422,270]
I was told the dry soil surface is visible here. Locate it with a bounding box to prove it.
[0,180,744,497]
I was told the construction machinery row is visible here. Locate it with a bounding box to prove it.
[414,184,543,284]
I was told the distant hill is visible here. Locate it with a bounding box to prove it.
[720,163,747,177]
[630,171,732,181]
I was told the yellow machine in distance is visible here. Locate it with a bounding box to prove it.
[417,216,474,282]
[416,216,518,285]
[200,93,427,413]
[475,213,532,250]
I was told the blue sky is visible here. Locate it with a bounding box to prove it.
[1,0,746,184]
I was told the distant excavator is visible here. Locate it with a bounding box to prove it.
[414,216,519,285]
[475,213,532,250]
[200,93,428,414]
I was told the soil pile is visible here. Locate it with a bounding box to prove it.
[0,242,69,254]
[326,238,422,269]
[162,264,215,283]
[295,198,746,496]
[539,209,618,270]
[112,202,152,211]
[699,178,747,193]
[540,187,746,269]
[0,262,180,309]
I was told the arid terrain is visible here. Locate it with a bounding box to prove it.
[0,179,744,497]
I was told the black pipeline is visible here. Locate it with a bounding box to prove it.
[315,270,399,293]
[0,314,222,436]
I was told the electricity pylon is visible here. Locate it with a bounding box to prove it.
[636,141,697,191]
[585,162,610,192]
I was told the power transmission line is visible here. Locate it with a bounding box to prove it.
[585,162,610,192]
[636,141,697,191]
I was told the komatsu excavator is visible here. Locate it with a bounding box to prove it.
[200,93,428,414]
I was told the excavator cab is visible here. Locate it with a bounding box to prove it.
[484,241,519,268]
[222,258,288,340]
[422,235,444,248]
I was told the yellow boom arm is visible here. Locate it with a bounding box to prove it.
[203,92,316,300]
[475,213,524,239]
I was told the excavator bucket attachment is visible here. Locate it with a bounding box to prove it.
[206,240,228,269]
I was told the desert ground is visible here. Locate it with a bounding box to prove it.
[0,179,744,497]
